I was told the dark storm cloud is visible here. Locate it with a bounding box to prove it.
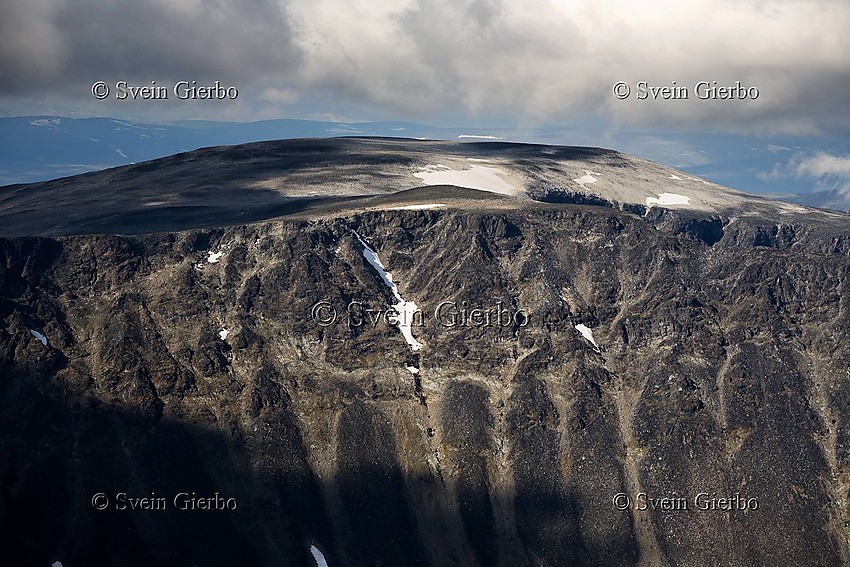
[0,0,65,90]
[0,0,300,94]
[1,0,849,135]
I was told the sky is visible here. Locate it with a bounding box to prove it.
[2,0,849,136]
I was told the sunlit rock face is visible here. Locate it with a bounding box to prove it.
[1,139,849,566]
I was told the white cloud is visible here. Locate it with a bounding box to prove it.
[795,153,850,178]
[785,152,850,198]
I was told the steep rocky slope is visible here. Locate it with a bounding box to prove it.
[1,141,850,566]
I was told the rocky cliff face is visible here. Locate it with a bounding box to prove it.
[2,200,849,566]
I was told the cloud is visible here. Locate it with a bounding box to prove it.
[792,152,850,197]
[0,0,65,89]
[795,153,850,178]
[778,151,850,210]
[1,0,849,134]
[0,0,300,95]
[284,0,850,133]
[262,88,300,105]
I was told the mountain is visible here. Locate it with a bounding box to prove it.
[0,116,441,185]
[1,137,847,243]
[1,139,849,566]
[4,116,850,213]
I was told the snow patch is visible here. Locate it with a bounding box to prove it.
[310,545,329,567]
[219,329,229,341]
[30,118,61,127]
[685,176,711,185]
[354,232,423,351]
[29,329,48,346]
[388,203,445,211]
[413,165,519,196]
[574,324,599,351]
[646,193,691,207]
[777,202,808,214]
[669,174,681,180]
[406,366,420,375]
[573,170,601,185]
[327,127,362,135]
[207,251,223,264]
[458,134,503,140]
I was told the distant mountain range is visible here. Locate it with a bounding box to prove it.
[2,115,849,211]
